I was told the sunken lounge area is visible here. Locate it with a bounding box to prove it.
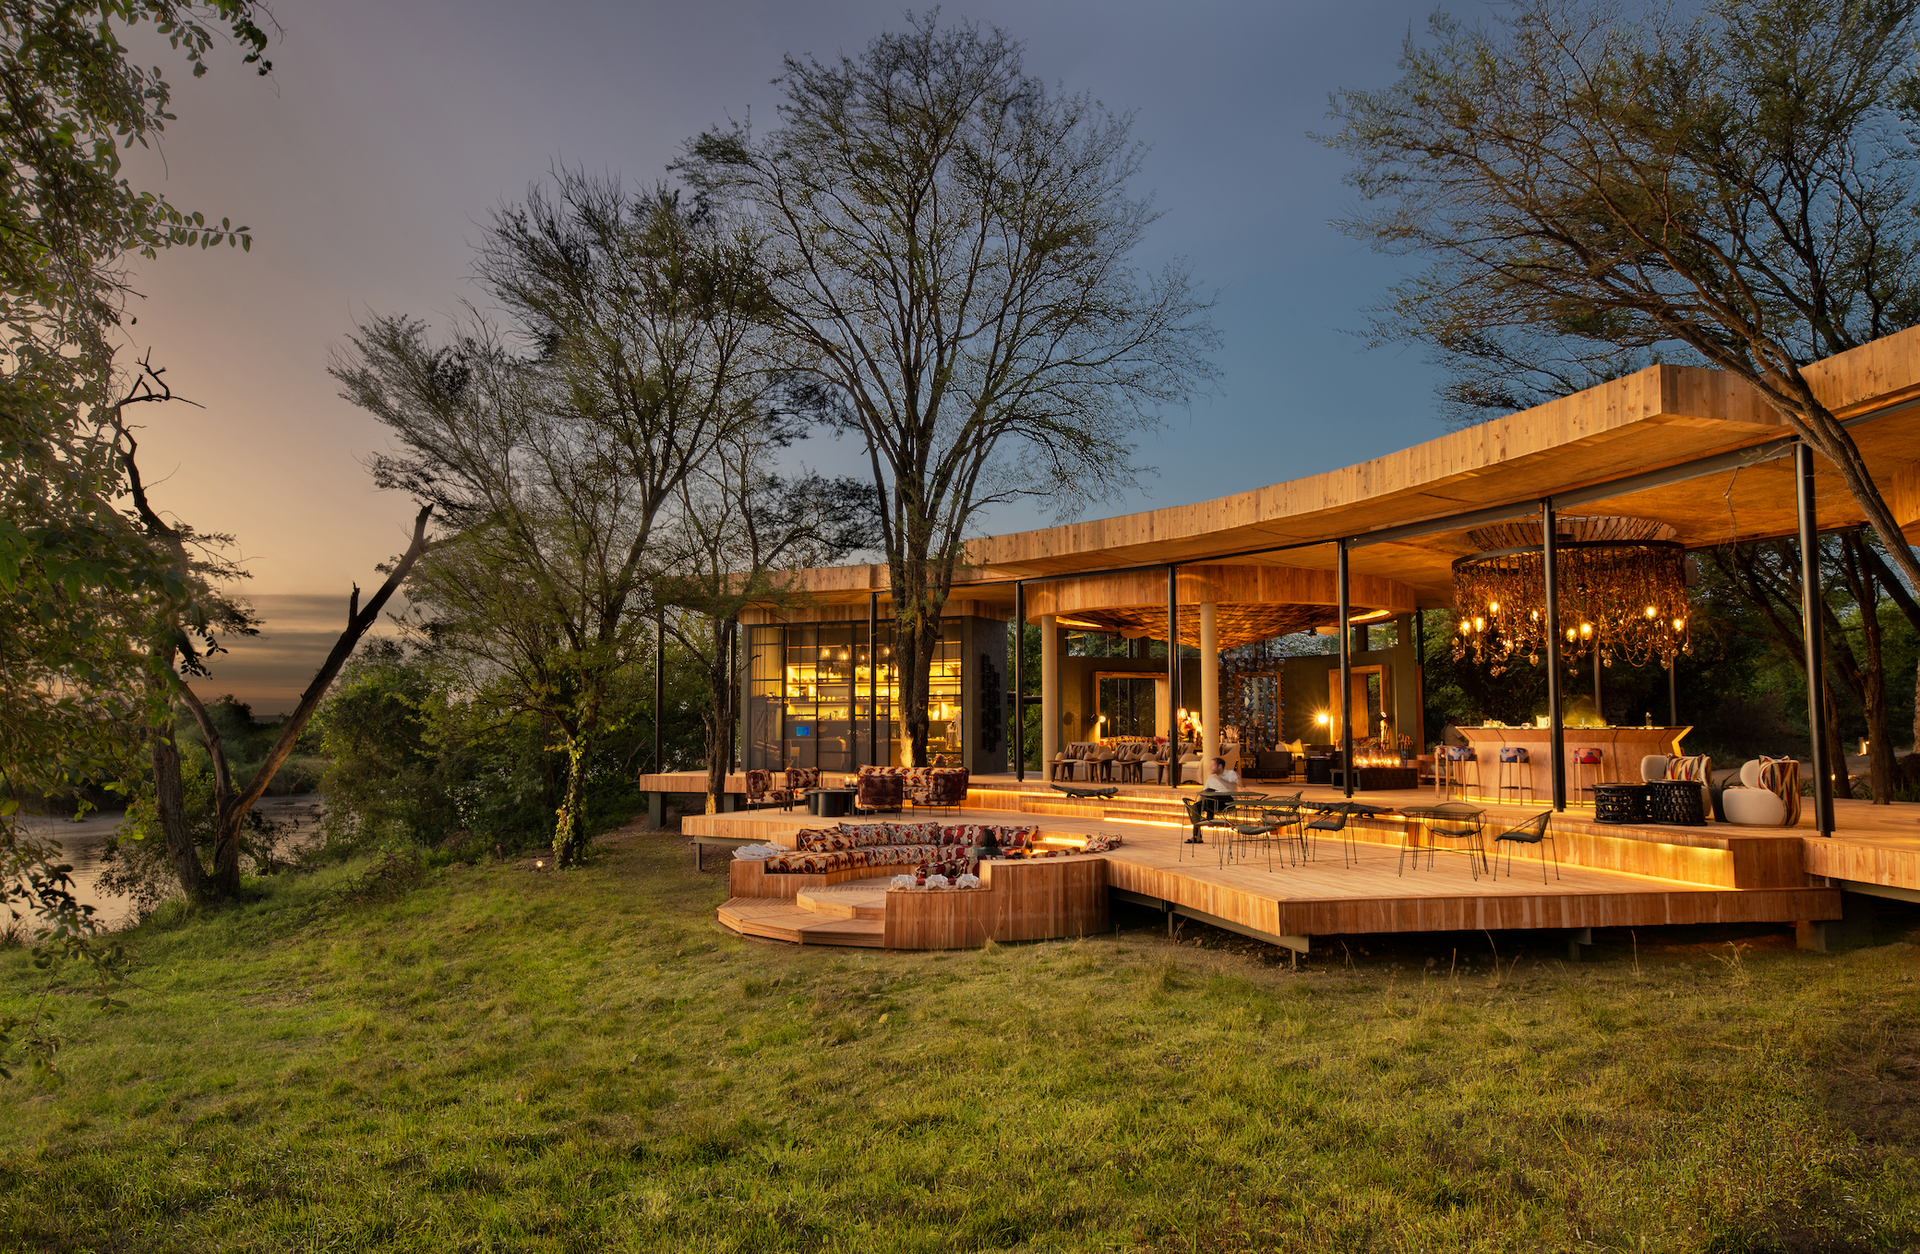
[682,776,1847,954]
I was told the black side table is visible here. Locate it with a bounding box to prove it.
[809,788,856,819]
[1592,783,1649,824]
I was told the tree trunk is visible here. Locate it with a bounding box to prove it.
[702,620,734,815]
[890,553,944,769]
[1824,677,1853,801]
[1836,533,1895,803]
[148,721,211,903]
[553,733,592,865]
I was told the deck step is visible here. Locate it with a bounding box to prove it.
[718,897,887,947]
[794,878,892,921]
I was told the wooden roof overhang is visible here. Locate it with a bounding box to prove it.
[754,328,1920,626]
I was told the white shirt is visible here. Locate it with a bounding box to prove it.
[1204,770,1239,793]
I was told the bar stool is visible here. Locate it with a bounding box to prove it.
[1570,746,1606,803]
[1440,745,1480,800]
[1496,746,1533,802]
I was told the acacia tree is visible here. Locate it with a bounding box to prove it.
[681,14,1215,765]
[657,424,876,813]
[1327,0,1920,598]
[334,176,775,864]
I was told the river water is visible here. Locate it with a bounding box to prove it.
[11,795,326,931]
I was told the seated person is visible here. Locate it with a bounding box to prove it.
[1202,757,1240,794]
[1200,757,1240,816]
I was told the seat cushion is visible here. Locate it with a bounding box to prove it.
[1722,787,1787,826]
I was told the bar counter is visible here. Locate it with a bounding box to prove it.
[1452,725,1693,803]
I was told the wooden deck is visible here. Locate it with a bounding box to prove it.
[691,776,1863,951]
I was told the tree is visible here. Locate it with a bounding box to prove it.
[334,176,775,865]
[2,1,269,970]
[1327,0,1920,598]
[1706,538,1864,796]
[657,425,876,814]
[113,402,433,896]
[681,14,1216,765]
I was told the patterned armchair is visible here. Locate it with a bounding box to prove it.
[916,767,970,813]
[744,769,797,811]
[785,767,822,800]
[855,770,905,814]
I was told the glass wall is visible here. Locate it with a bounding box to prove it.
[1097,675,1159,738]
[744,619,964,771]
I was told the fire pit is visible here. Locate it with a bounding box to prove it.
[1331,758,1420,792]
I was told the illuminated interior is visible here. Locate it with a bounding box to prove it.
[747,621,965,770]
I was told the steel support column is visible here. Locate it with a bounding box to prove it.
[654,612,666,774]
[1338,540,1354,800]
[868,591,879,768]
[1013,581,1025,782]
[1543,502,1566,811]
[1797,444,1836,838]
[1167,566,1181,782]
[1413,606,1426,748]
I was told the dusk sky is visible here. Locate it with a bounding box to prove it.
[123,0,1448,711]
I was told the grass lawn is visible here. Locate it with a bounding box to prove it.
[4,826,1920,1253]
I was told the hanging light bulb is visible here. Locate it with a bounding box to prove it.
[1488,601,1500,614]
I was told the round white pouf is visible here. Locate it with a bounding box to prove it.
[1722,787,1786,826]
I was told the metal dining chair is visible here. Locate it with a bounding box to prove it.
[1180,796,1232,862]
[1400,801,1487,879]
[1306,803,1356,867]
[1258,793,1307,864]
[1492,811,1559,882]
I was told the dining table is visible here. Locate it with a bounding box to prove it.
[1395,802,1490,878]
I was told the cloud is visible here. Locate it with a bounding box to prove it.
[186,593,410,714]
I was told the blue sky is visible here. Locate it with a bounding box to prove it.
[122,0,1450,707]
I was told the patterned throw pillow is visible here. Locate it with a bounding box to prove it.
[896,822,940,845]
[1756,756,1803,826]
[1666,754,1712,783]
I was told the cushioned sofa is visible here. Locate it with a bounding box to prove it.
[854,764,970,810]
[760,821,1039,879]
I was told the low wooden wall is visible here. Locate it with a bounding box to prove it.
[881,859,1110,949]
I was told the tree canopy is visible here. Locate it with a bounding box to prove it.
[1327,0,1920,590]
[681,13,1217,764]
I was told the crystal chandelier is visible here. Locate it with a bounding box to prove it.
[1451,515,1692,676]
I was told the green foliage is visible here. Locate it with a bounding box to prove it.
[3,834,1919,1248]
[308,639,704,860]
[1,0,271,994]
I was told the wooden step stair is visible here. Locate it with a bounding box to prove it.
[793,879,891,920]
[717,897,886,947]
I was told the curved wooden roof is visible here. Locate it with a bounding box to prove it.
[767,327,1920,619]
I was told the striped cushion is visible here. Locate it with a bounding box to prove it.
[1757,756,1802,827]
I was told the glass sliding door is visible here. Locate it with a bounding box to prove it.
[747,627,783,769]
